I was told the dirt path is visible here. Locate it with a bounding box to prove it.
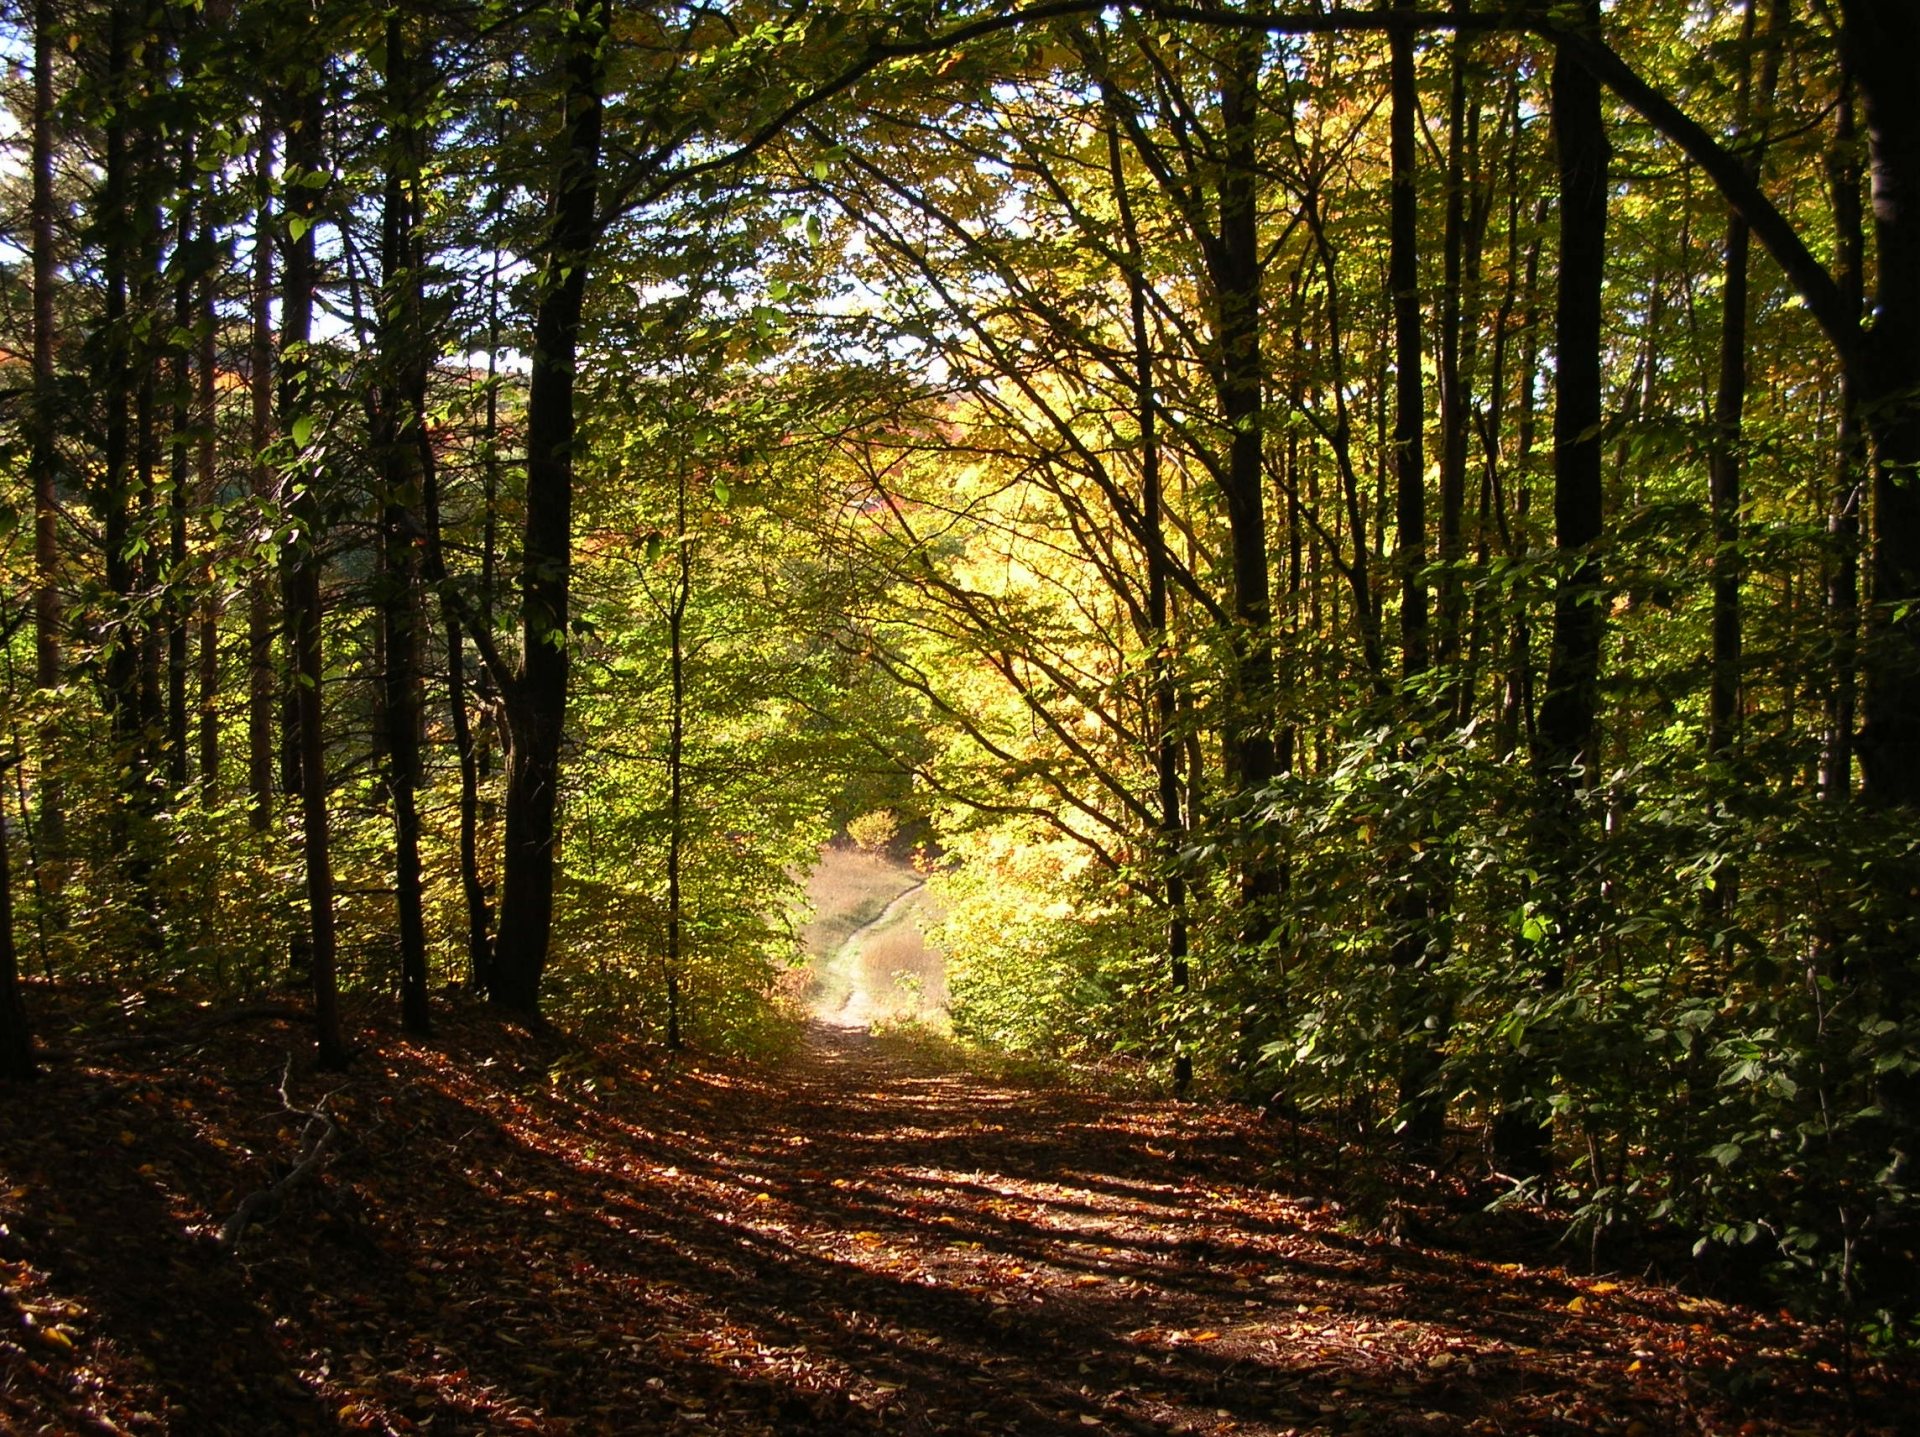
[1,1002,1906,1435]
[815,883,928,1027]
[801,847,944,1029]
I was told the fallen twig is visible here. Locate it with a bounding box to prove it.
[218,1055,341,1251]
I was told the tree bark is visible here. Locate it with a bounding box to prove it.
[0,794,34,1081]
[280,76,346,1069]
[1107,109,1191,1094]
[248,131,277,832]
[1500,0,1610,1176]
[375,14,432,1035]
[1211,33,1280,934]
[490,0,608,1013]
[29,0,64,886]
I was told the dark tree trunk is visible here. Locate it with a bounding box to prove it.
[421,426,491,990]
[1387,2,1448,1147]
[29,0,65,907]
[1822,80,1865,804]
[1843,0,1920,811]
[664,463,689,1052]
[374,15,433,1036]
[0,801,33,1081]
[280,80,346,1069]
[1534,4,1610,793]
[1212,34,1280,930]
[1501,0,1611,1176]
[30,0,60,722]
[247,132,276,832]
[1707,0,1785,773]
[1107,112,1191,1095]
[166,134,196,794]
[196,259,221,796]
[1837,0,1920,1136]
[1390,3,1430,688]
[490,0,608,1013]
[100,7,139,790]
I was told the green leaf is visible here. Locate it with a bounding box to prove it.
[291,415,316,449]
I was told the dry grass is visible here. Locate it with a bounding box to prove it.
[799,846,946,1028]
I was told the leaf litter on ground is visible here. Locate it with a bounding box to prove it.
[0,985,1911,1435]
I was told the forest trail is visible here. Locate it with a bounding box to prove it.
[813,882,929,1027]
[801,847,945,1030]
[0,999,1907,1436]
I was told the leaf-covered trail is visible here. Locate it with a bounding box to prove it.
[0,1000,1908,1434]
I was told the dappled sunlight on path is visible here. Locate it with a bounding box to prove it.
[2,1004,1902,1435]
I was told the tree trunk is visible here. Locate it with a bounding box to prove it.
[166,133,196,794]
[1822,79,1865,805]
[1844,0,1920,812]
[29,0,63,870]
[1501,0,1611,1176]
[1390,3,1430,688]
[375,15,432,1036]
[665,462,689,1052]
[1108,112,1191,1096]
[196,258,221,797]
[0,798,34,1081]
[490,0,608,1013]
[248,131,277,832]
[280,79,346,1069]
[1212,33,1280,931]
[1386,0,1450,1147]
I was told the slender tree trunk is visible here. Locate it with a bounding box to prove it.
[29,0,63,872]
[664,462,689,1052]
[1501,0,1611,1176]
[281,78,346,1068]
[1707,0,1784,771]
[491,0,608,1013]
[1107,111,1190,1095]
[1212,34,1279,936]
[1822,80,1865,804]
[1437,12,1480,709]
[166,135,196,794]
[1386,3,1449,1146]
[0,789,33,1081]
[1390,4,1430,688]
[375,15,432,1035]
[248,132,277,831]
[100,6,141,826]
[196,259,221,796]
[421,427,490,989]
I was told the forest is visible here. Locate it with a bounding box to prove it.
[1,0,1918,1430]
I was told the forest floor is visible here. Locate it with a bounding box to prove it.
[1,991,1914,1436]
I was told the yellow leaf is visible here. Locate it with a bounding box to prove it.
[1567,1296,1588,1313]
[1589,1281,1620,1294]
[1190,1331,1220,1343]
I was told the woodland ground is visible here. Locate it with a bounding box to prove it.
[1,987,1915,1436]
